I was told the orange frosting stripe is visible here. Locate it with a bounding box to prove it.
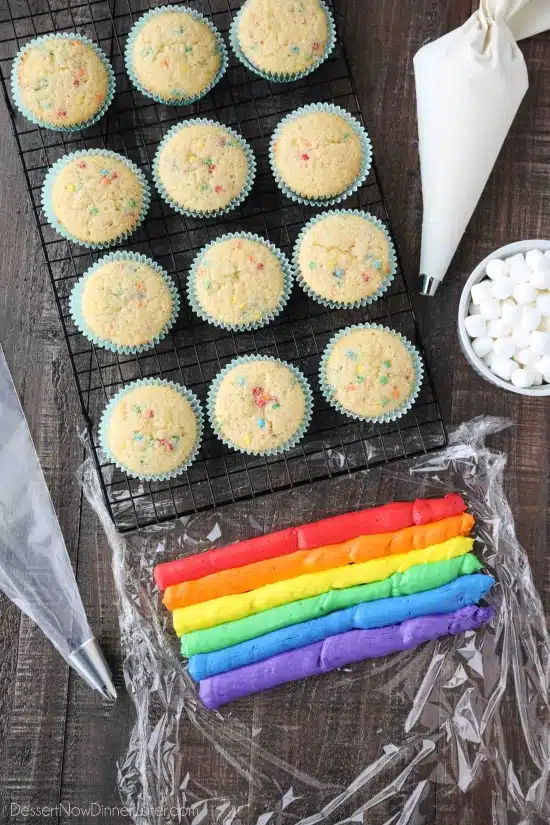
[163,513,474,611]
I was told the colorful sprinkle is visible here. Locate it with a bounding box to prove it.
[214,185,224,194]
[132,405,143,414]
[333,268,345,279]
[380,375,389,385]
[161,57,169,67]
[346,350,358,360]
[312,41,321,51]
[55,109,67,118]
[362,273,371,283]
[89,207,99,215]
[308,261,317,270]
[184,44,193,53]
[67,183,76,192]
[383,360,392,368]
[256,262,264,271]
[252,387,277,408]
[133,432,144,441]
[346,384,357,392]
[343,132,351,142]
[200,183,210,192]
[100,168,109,175]
[301,153,310,161]
[374,259,382,270]
[203,157,213,166]
[77,160,87,169]
[257,417,266,429]
[357,376,365,384]
[391,389,400,399]
[236,376,247,387]
[381,396,390,406]
[127,199,137,208]
[290,45,300,54]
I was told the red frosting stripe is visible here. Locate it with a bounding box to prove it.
[153,494,467,590]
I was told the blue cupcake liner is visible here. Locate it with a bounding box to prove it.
[207,355,313,457]
[41,148,151,249]
[229,0,335,83]
[319,323,424,424]
[69,251,180,354]
[124,5,228,106]
[187,232,293,332]
[10,32,115,132]
[98,377,204,481]
[269,102,373,207]
[152,118,256,219]
[292,210,396,309]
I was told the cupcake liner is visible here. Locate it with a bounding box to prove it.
[229,0,336,83]
[207,355,313,457]
[69,251,180,354]
[152,119,256,219]
[187,232,293,331]
[98,377,204,481]
[124,5,228,106]
[269,102,373,206]
[292,210,397,309]
[319,323,424,424]
[41,148,151,250]
[10,32,115,132]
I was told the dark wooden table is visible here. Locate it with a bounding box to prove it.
[0,2,548,823]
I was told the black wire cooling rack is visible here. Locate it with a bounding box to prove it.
[0,0,447,532]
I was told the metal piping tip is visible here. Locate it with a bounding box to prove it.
[68,638,117,701]
[420,274,440,297]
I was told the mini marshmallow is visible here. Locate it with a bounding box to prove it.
[520,306,542,331]
[490,357,516,381]
[479,299,502,320]
[513,282,537,305]
[471,336,494,358]
[501,302,521,327]
[470,280,494,305]
[512,327,532,349]
[509,261,532,283]
[464,315,487,338]
[492,337,516,360]
[483,351,497,369]
[511,368,536,388]
[530,262,550,290]
[485,258,510,280]
[539,317,550,333]
[515,348,540,368]
[536,293,550,317]
[529,330,550,356]
[469,302,482,315]
[505,253,525,266]
[486,318,511,338]
[534,355,550,381]
[525,249,544,269]
[531,370,543,386]
[491,277,514,300]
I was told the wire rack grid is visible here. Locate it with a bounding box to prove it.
[0,0,447,532]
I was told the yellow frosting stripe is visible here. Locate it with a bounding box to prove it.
[173,535,473,636]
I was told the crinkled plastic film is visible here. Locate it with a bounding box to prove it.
[79,417,550,825]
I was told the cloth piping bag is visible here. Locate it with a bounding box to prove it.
[414,0,550,296]
[0,346,116,700]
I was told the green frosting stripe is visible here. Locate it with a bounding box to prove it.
[180,553,482,657]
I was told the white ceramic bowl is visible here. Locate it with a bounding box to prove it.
[458,239,550,397]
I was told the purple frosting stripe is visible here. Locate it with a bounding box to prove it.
[199,605,495,709]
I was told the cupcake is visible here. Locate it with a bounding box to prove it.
[153,120,255,217]
[270,103,371,205]
[208,356,312,456]
[294,211,396,307]
[125,6,227,105]
[70,252,179,353]
[42,149,150,248]
[99,379,203,480]
[230,0,335,82]
[188,234,292,330]
[11,33,114,130]
[320,324,423,421]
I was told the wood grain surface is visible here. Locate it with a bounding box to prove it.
[0,1,548,823]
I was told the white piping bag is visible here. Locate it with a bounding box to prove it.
[414,0,550,296]
[0,346,116,700]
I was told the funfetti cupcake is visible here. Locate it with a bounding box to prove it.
[320,324,423,422]
[294,210,396,308]
[230,0,335,82]
[99,379,203,480]
[70,252,179,353]
[188,234,292,331]
[208,356,313,456]
[42,149,150,248]
[125,6,227,105]
[269,103,372,205]
[153,120,255,218]
[11,33,115,131]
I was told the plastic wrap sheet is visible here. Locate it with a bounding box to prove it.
[80,417,550,825]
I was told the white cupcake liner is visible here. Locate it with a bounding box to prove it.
[269,102,373,206]
[152,118,256,219]
[319,323,424,424]
[41,149,151,250]
[124,5,228,106]
[229,0,336,83]
[10,32,115,131]
[207,355,313,457]
[69,251,180,354]
[292,210,397,308]
[187,232,293,331]
[98,377,204,481]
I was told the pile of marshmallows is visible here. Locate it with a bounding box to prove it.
[465,249,550,388]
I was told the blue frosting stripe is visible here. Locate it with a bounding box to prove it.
[187,573,494,681]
